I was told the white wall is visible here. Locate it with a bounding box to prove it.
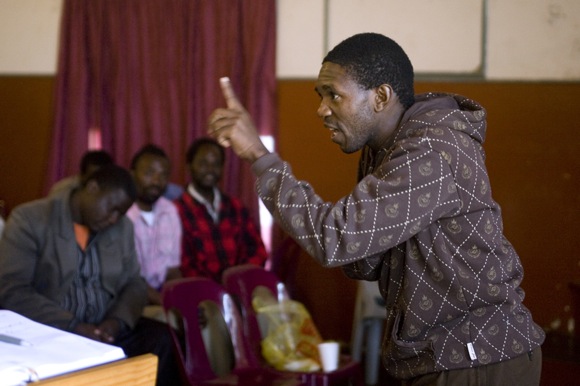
[280,0,484,77]
[486,0,580,80]
[0,0,61,75]
[1,0,579,80]
[277,0,580,80]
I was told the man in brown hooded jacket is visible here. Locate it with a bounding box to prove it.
[208,33,544,385]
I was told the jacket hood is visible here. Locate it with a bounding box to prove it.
[398,92,487,145]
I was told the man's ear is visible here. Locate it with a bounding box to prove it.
[374,84,393,112]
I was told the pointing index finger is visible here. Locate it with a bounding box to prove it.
[219,77,241,109]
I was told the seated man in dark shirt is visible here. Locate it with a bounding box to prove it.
[0,165,179,386]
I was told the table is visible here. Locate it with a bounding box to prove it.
[34,354,158,386]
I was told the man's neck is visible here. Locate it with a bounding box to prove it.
[188,184,221,224]
[136,199,154,212]
[368,104,406,152]
[192,184,215,204]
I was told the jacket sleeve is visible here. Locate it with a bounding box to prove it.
[0,204,76,330]
[341,251,386,281]
[252,141,461,269]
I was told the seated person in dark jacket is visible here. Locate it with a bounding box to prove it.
[0,165,180,386]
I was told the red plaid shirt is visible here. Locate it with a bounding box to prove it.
[174,191,268,282]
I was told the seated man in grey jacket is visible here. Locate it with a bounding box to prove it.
[0,165,179,386]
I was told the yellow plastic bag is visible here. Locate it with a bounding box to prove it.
[253,298,323,372]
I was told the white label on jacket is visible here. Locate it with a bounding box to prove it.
[467,342,477,361]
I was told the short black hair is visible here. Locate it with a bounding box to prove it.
[85,164,137,201]
[185,137,225,165]
[130,144,169,170]
[323,33,415,109]
[80,150,114,175]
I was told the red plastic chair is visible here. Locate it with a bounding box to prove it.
[222,264,364,386]
[161,277,306,386]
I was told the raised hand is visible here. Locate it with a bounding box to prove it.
[207,77,269,163]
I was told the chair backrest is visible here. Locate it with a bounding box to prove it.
[223,265,364,386]
[222,264,291,366]
[161,277,255,384]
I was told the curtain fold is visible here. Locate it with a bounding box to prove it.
[46,0,277,223]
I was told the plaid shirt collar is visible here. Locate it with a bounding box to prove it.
[187,183,221,223]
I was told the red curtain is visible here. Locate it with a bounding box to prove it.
[46,0,277,221]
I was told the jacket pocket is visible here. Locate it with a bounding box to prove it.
[383,309,436,378]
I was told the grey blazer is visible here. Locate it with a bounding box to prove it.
[0,192,147,331]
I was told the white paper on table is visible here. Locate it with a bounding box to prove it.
[0,310,126,386]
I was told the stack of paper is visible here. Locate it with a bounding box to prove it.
[0,310,126,385]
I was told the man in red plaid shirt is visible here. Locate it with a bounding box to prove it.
[174,137,268,283]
